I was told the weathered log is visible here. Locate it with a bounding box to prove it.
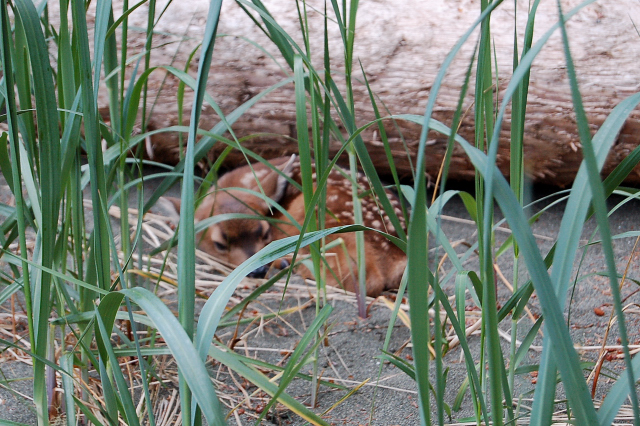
[94,0,640,186]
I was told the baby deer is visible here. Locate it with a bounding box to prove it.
[168,155,407,297]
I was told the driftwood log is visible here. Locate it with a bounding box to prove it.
[94,0,640,186]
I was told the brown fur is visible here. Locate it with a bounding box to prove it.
[168,156,407,297]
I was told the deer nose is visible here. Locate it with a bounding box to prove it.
[247,264,269,278]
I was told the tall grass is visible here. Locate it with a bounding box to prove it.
[0,0,639,425]
[409,0,640,423]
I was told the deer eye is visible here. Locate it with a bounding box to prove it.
[214,241,228,252]
[262,226,272,241]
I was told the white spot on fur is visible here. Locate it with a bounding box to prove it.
[239,169,268,188]
[372,220,382,229]
[240,173,254,188]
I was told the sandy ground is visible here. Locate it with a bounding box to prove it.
[1,174,639,425]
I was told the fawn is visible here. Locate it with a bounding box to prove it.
[167,155,407,297]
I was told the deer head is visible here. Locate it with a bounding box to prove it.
[165,155,408,296]
[165,155,296,276]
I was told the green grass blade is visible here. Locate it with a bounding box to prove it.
[406,171,431,426]
[256,304,333,423]
[246,0,295,67]
[293,52,319,266]
[598,352,640,425]
[111,288,226,425]
[208,345,331,425]
[70,0,113,294]
[94,305,141,426]
[173,1,223,424]
[533,90,640,426]
[59,353,77,426]
[465,1,602,422]
[554,1,639,421]
[458,139,599,424]
[143,74,295,212]
[377,351,416,381]
[1,249,110,296]
[92,0,113,102]
[96,357,118,425]
[0,0,33,347]
[12,1,64,422]
[407,5,502,421]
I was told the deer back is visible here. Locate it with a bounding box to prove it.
[271,159,407,297]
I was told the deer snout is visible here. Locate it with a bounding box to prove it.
[247,264,269,278]
[247,258,289,279]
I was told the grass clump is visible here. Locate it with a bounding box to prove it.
[0,0,639,425]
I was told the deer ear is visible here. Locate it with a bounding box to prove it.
[164,196,182,213]
[261,154,296,204]
[158,196,182,223]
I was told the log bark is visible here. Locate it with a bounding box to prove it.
[95,0,640,186]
